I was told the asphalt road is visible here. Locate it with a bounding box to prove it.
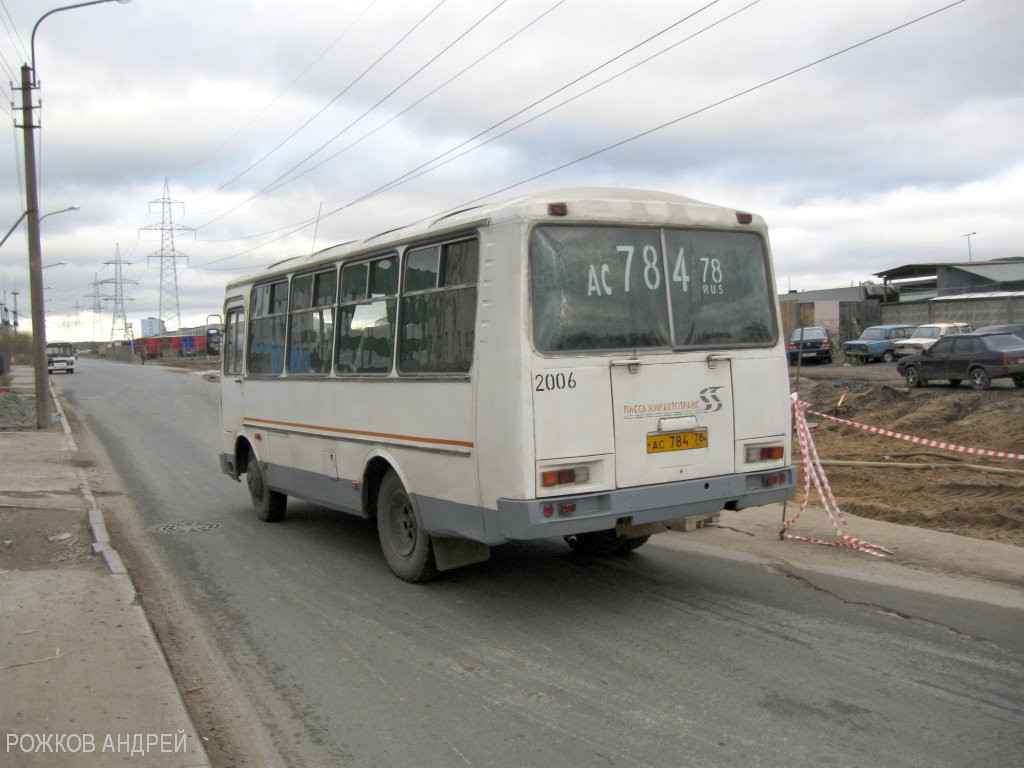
[59,357,1023,768]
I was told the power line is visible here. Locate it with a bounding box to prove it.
[222,0,739,241]
[361,0,757,203]
[257,0,570,201]
[235,0,515,205]
[211,0,720,221]
[431,0,971,217]
[179,0,380,183]
[189,0,568,259]
[204,0,448,202]
[189,0,722,262]
[193,0,967,269]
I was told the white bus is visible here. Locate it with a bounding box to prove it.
[218,188,794,581]
[46,341,76,374]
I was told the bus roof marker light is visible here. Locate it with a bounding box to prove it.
[736,212,753,224]
[548,202,568,216]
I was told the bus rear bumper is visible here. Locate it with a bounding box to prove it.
[494,468,794,541]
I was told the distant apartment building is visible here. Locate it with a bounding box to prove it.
[139,317,165,337]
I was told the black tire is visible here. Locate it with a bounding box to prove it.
[881,350,896,363]
[948,379,961,387]
[565,530,626,556]
[246,454,286,522]
[618,535,651,552]
[904,366,924,388]
[969,368,991,390]
[1013,374,1024,389]
[377,471,437,583]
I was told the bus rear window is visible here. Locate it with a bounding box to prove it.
[530,225,775,353]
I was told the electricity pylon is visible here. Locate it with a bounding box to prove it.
[86,273,108,341]
[141,179,193,332]
[100,245,136,341]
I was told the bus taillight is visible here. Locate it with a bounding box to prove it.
[540,466,590,487]
[746,445,784,462]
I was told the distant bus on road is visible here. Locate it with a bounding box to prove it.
[46,341,76,374]
[217,188,795,581]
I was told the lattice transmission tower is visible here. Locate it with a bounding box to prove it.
[100,245,136,341]
[86,273,108,340]
[141,179,193,332]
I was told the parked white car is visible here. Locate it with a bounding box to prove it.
[892,322,972,357]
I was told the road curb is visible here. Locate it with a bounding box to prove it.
[50,381,213,768]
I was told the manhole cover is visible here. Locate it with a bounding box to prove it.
[157,521,222,535]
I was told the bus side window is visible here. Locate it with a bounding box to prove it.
[336,255,397,375]
[399,238,478,374]
[248,280,288,375]
[288,269,337,375]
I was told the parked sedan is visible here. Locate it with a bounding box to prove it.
[896,332,1024,390]
[842,324,916,363]
[787,327,834,364]
[892,322,972,357]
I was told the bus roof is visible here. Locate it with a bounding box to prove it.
[226,187,766,289]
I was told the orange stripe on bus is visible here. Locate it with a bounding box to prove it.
[243,417,474,449]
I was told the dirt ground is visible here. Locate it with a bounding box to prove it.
[790,363,1024,548]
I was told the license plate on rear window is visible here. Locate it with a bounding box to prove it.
[646,429,708,454]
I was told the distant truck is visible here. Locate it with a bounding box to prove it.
[46,342,76,374]
[842,324,916,363]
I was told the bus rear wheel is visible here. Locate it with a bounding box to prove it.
[246,455,286,522]
[377,471,438,583]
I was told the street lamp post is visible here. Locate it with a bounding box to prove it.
[18,0,131,428]
[961,232,976,262]
[0,206,79,251]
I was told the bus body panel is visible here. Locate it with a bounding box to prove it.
[731,352,793,441]
[608,356,735,488]
[239,377,479,507]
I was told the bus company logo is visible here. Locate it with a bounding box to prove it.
[622,386,727,418]
[699,386,724,413]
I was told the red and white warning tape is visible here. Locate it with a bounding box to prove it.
[781,393,894,557]
[797,401,1024,461]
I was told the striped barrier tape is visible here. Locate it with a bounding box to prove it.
[798,400,1024,461]
[781,393,893,558]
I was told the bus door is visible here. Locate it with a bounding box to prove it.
[220,305,246,451]
[609,356,735,488]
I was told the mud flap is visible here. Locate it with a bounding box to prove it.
[431,536,491,572]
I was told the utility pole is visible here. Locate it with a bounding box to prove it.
[142,179,192,332]
[17,62,50,427]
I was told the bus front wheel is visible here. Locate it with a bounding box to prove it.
[377,471,438,583]
[246,455,286,522]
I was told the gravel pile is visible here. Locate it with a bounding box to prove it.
[0,391,37,430]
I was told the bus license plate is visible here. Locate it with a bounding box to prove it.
[646,429,708,454]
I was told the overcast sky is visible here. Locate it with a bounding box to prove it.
[1,0,1021,342]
